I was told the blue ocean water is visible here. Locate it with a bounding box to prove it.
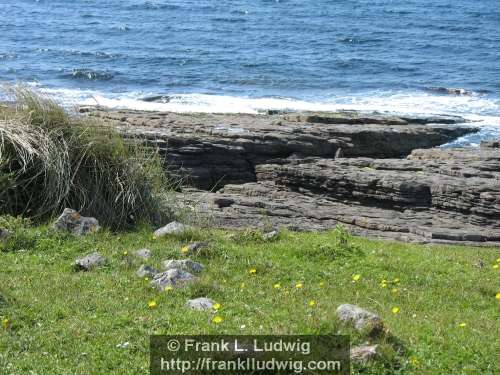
[1,0,500,144]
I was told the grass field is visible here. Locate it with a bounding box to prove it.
[0,218,499,374]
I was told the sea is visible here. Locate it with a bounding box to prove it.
[1,0,499,146]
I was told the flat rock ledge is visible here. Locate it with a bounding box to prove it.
[81,108,500,245]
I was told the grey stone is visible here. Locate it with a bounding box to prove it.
[134,248,152,259]
[350,345,379,363]
[54,208,100,236]
[151,268,195,290]
[336,304,384,335]
[154,221,190,237]
[136,264,158,278]
[0,228,10,241]
[186,297,215,311]
[162,259,204,273]
[74,252,106,271]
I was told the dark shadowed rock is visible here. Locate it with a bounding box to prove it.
[350,344,380,363]
[162,259,204,273]
[151,268,196,290]
[82,108,476,189]
[186,297,215,310]
[0,228,10,241]
[154,221,190,237]
[136,264,159,278]
[336,304,384,335]
[54,208,100,236]
[74,252,106,271]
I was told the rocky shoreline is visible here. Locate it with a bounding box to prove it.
[83,107,500,245]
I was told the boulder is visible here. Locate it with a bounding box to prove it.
[74,252,106,271]
[186,297,215,311]
[151,268,195,290]
[162,259,204,273]
[54,208,100,236]
[336,304,384,335]
[350,344,380,363]
[136,264,159,278]
[154,221,190,237]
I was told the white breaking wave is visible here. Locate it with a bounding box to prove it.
[4,83,500,146]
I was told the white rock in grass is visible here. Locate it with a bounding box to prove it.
[54,208,100,236]
[263,230,279,241]
[186,297,215,311]
[151,268,195,290]
[134,248,152,259]
[74,252,106,271]
[162,259,204,273]
[136,264,159,278]
[153,221,190,238]
[336,304,384,335]
[350,345,379,363]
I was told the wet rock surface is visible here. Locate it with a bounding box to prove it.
[80,108,500,245]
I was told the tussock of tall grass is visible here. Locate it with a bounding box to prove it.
[0,87,174,229]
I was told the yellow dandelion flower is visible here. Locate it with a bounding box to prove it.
[496,258,500,263]
[181,245,189,254]
[319,281,325,287]
[249,268,257,275]
[392,288,399,293]
[164,286,173,292]
[380,282,388,288]
[152,236,157,240]
[308,300,316,307]
[295,282,303,289]
[212,316,223,324]
[213,303,221,310]
[240,282,246,289]
[144,277,149,281]
[458,322,467,327]
[410,357,420,366]
[2,318,9,329]
[352,274,361,282]
[123,251,128,256]
[284,290,290,295]
[391,307,400,314]
[273,283,281,289]
[393,278,400,283]
[495,292,500,300]
[148,300,157,309]
[494,264,499,269]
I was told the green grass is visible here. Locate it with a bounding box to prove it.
[0,220,498,374]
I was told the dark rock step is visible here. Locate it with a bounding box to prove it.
[83,108,477,189]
